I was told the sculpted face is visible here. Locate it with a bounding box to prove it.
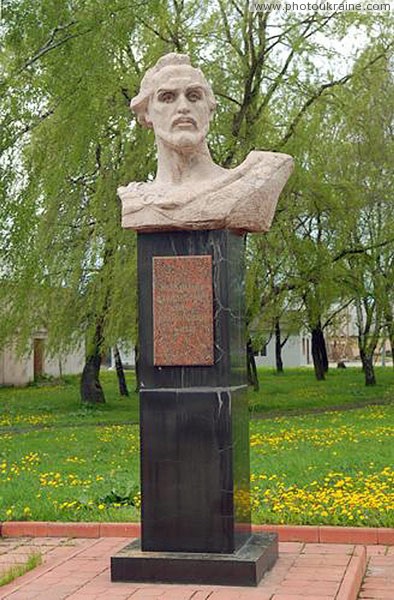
[145,65,212,150]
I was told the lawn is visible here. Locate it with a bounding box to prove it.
[0,371,139,430]
[249,366,394,415]
[1,367,392,432]
[249,405,393,527]
[0,367,393,527]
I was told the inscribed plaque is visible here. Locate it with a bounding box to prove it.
[153,255,214,366]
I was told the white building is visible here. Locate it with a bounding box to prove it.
[107,336,313,371]
[0,330,85,386]
[107,344,136,369]
[255,333,312,368]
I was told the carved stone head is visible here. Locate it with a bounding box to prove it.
[130,53,216,150]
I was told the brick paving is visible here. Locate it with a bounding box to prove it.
[358,546,394,600]
[0,537,391,600]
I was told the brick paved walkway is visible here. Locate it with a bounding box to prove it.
[358,546,394,600]
[0,537,391,600]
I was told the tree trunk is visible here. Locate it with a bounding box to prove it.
[361,352,376,386]
[389,333,394,370]
[311,325,328,381]
[359,346,366,372]
[113,345,129,397]
[274,317,284,373]
[247,338,259,391]
[134,344,140,392]
[319,326,329,372]
[80,323,105,404]
[385,313,394,369]
[80,353,105,404]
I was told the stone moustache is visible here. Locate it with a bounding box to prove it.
[119,53,294,234]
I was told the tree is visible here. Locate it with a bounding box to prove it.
[330,49,394,385]
[1,2,392,397]
[258,40,393,383]
[113,345,130,397]
[246,228,299,375]
[0,2,151,401]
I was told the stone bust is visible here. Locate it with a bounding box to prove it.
[119,53,293,233]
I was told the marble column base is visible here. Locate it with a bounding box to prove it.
[140,386,250,554]
[111,532,278,587]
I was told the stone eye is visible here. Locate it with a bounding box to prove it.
[159,91,175,103]
[187,90,202,102]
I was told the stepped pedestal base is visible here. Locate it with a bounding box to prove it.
[111,533,278,587]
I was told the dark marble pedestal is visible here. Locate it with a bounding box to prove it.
[111,533,278,587]
[111,230,277,586]
[140,386,250,554]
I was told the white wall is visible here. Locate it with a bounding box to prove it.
[110,337,312,371]
[0,344,34,386]
[110,345,136,368]
[45,345,85,377]
[0,338,85,386]
[255,334,311,368]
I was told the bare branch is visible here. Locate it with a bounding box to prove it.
[257,48,295,115]
[214,90,242,107]
[166,0,185,51]
[257,15,322,116]
[229,0,244,18]
[322,298,353,330]
[280,334,290,349]
[135,16,172,44]
[247,5,256,67]
[334,236,394,262]
[1,5,139,87]
[264,15,315,53]
[17,26,92,75]
[1,108,55,156]
[124,43,141,75]
[278,44,394,149]
[218,0,244,58]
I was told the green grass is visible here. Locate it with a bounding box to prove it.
[0,367,392,527]
[0,422,141,523]
[249,367,394,414]
[0,552,42,587]
[249,404,393,527]
[0,367,392,434]
[0,404,392,527]
[0,370,139,431]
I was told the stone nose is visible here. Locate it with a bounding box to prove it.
[176,94,190,113]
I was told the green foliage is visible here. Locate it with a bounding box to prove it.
[1,2,393,382]
[246,41,394,381]
[99,478,140,508]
